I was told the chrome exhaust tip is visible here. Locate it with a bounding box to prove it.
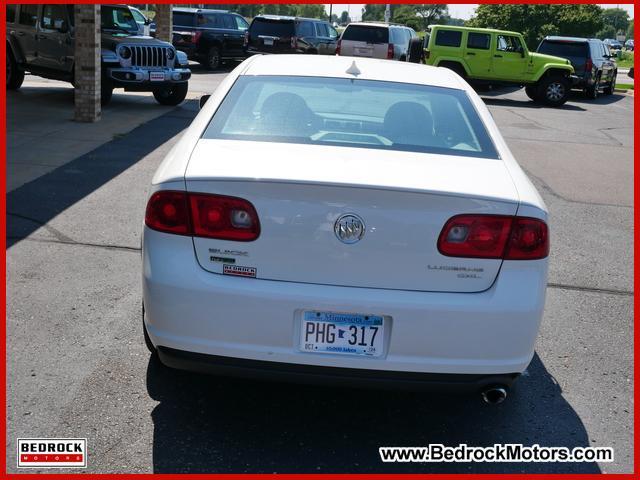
[481,386,508,405]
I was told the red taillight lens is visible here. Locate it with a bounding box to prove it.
[585,58,593,72]
[192,31,202,44]
[387,43,394,59]
[438,215,548,260]
[145,191,260,241]
[145,191,190,235]
[291,36,298,49]
[243,31,249,47]
[504,217,549,260]
[336,39,341,56]
[189,193,260,241]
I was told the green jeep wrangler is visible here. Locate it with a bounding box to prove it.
[425,25,575,107]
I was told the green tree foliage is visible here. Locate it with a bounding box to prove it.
[627,20,634,39]
[339,11,352,26]
[468,4,603,49]
[597,8,630,38]
[362,4,448,31]
[205,4,327,20]
[361,4,387,22]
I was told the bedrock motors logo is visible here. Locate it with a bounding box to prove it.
[17,438,87,468]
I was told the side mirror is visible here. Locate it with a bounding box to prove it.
[199,94,211,109]
[628,67,634,79]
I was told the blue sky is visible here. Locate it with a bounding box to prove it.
[325,4,634,22]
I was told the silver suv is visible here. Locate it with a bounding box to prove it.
[337,22,417,61]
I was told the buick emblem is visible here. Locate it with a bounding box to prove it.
[334,214,365,244]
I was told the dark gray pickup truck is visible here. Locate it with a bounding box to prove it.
[6,4,191,105]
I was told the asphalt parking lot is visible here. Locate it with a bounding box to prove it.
[6,64,634,473]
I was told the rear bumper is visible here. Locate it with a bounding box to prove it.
[143,227,548,379]
[158,346,520,392]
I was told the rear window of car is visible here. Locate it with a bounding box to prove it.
[342,25,389,44]
[435,29,462,47]
[202,76,498,160]
[538,40,588,58]
[173,12,195,27]
[250,18,295,37]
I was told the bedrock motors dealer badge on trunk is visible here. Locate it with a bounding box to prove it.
[17,438,87,468]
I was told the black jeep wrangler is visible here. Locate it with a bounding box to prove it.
[6,4,191,106]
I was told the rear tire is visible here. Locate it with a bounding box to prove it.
[407,37,423,63]
[202,45,221,70]
[536,74,570,107]
[585,75,600,99]
[100,79,113,106]
[6,48,24,90]
[153,82,188,106]
[524,85,539,102]
[603,71,616,95]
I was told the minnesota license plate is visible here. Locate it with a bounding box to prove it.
[300,311,385,357]
[149,71,165,82]
[263,38,274,46]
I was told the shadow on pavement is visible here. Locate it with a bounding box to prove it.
[567,91,630,106]
[6,102,197,248]
[146,353,599,474]
[481,96,586,112]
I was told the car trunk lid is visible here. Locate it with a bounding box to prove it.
[184,140,520,293]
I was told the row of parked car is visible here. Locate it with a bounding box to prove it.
[5,4,629,109]
[165,7,623,107]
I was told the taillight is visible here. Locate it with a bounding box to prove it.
[387,43,394,59]
[145,191,191,235]
[585,58,593,72]
[291,36,298,49]
[188,193,260,241]
[243,31,249,47]
[145,191,260,242]
[335,39,341,56]
[504,217,549,260]
[438,215,548,260]
[192,31,202,44]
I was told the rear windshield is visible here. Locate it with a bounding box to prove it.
[342,25,389,44]
[202,76,498,159]
[250,18,295,37]
[173,12,194,27]
[538,40,588,58]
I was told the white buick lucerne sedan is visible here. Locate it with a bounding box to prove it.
[142,55,549,403]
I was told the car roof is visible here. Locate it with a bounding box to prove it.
[428,24,521,36]
[543,36,595,43]
[346,22,394,28]
[172,7,229,14]
[255,15,323,22]
[241,54,467,91]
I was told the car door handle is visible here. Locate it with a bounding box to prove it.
[16,31,25,36]
[467,52,476,56]
[494,54,503,58]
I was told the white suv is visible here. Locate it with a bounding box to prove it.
[337,22,417,61]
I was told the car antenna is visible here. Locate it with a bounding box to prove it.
[346,60,361,77]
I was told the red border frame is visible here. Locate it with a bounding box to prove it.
[2,1,637,477]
